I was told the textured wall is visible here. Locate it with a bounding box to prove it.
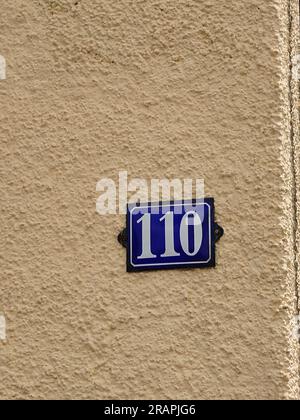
[0,0,299,400]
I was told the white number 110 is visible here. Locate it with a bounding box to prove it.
[137,211,203,260]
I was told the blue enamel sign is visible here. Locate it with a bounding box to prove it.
[125,199,222,272]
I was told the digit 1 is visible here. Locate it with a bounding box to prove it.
[160,212,180,258]
[137,213,157,259]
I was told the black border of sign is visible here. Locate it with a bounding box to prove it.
[126,198,216,273]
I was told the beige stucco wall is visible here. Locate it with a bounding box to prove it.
[0,0,299,400]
